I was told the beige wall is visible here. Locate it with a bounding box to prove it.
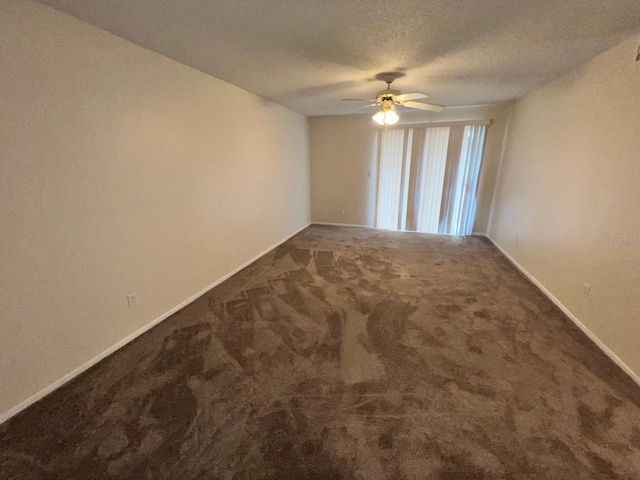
[0,0,310,417]
[489,33,640,376]
[309,104,511,232]
[309,115,379,226]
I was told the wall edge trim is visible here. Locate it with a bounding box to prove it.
[311,222,371,228]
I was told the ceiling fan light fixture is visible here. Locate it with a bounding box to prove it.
[384,108,399,125]
[372,109,386,125]
[372,105,399,126]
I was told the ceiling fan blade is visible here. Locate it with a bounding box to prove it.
[341,103,380,114]
[395,92,428,102]
[403,100,444,112]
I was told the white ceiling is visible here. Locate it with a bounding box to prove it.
[37,0,640,116]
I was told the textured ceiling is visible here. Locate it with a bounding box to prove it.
[36,0,640,116]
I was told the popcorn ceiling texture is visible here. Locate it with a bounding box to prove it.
[1,226,639,478]
[35,0,640,115]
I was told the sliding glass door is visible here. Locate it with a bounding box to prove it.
[375,123,487,235]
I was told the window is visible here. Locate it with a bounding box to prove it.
[375,122,487,235]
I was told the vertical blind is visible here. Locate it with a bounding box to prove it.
[375,123,487,235]
[416,127,450,233]
[375,129,405,230]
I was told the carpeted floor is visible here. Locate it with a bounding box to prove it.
[1,225,640,479]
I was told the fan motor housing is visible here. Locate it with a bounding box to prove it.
[376,89,400,102]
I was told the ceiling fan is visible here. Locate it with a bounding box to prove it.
[342,72,443,127]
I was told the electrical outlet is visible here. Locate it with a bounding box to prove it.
[282,220,286,226]
[340,209,345,215]
[514,233,519,242]
[127,293,138,309]
[582,284,591,297]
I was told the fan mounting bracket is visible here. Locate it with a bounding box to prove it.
[374,72,405,84]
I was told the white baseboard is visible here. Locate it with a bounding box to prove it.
[311,222,371,228]
[0,222,311,425]
[486,235,640,388]
[313,225,489,237]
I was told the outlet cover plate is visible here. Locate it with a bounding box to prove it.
[127,293,138,308]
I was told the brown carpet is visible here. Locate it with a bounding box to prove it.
[2,225,640,479]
